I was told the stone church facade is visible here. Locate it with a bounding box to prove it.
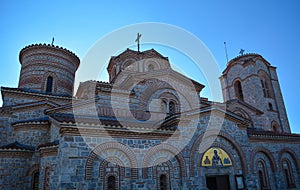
[0,43,299,190]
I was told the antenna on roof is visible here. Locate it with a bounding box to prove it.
[224,42,229,63]
[135,33,142,52]
[51,37,54,46]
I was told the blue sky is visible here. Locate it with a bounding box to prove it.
[0,0,299,133]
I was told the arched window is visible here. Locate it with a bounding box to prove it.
[258,170,265,190]
[282,160,295,188]
[101,161,120,190]
[273,125,278,133]
[268,103,273,111]
[234,80,244,100]
[159,174,168,190]
[257,160,269,190]
[169,101,176,114]
[271,121,280,133]
[258,70,273,99]
[159,92,179,115]
[107,175,116,190]
[161,100,167,113]
[260,78,271,98]
[32,170,39,190]
[148,64,154,71]
[46,76,53,93]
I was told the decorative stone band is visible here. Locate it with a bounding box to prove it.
[0,150,34,158]
[247,128,300,142]
[19,43,80,69]
[0,141,35,158]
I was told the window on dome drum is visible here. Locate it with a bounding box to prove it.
[32,171,39,190]
[283,160,296,188]
[161,99,177,115]
[107,175,116,190]
[46,76,53,93]
[234,80,244,100]
[159,174,168,190]
[169,101,176,114]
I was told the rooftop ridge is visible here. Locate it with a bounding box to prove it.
[227,53,261,65]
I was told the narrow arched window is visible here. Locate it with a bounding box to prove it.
[159,174,168,190]
[32,170,39,190]
[169,101,176,114]
[257,160,269,190]
[271,121,280,133]
[258,170,265,190]
[268,103,273,111]
[258,70,273,99]
[261,78,271,98]
[107,175,116,190]
[46,76,53,93]
[283,160,295,188]
[273,125,278,133]
[234,80,244,100]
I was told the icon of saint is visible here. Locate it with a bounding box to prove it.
[212,149,222,166]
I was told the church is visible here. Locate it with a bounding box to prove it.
[0,42,299,190]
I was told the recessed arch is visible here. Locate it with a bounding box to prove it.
[256,159,270,189]
[190,130,248,176]
[281,158,296,188]
[85,142,138,180]
[121,58,138,72]
[26,164,40,176]
[142,143,186,178]
[250,146,277,173]
[26,164,40,190]
[278,147,300,175]
[232,107,253,127]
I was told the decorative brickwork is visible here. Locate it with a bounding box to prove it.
[18,44,79,96]
[250,146,278,173]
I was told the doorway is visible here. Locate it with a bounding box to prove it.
[206,175,230,190]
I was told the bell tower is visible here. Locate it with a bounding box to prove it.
[18,43,80,96]
[220,53,290,133]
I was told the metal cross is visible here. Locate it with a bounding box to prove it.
[135,33,142,52]
[239,49,245,56]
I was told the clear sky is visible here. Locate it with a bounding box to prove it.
[0,0,299,133]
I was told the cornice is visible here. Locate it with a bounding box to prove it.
[59,125,179,140]
[248,129,300,143]
[0,150,34,158]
